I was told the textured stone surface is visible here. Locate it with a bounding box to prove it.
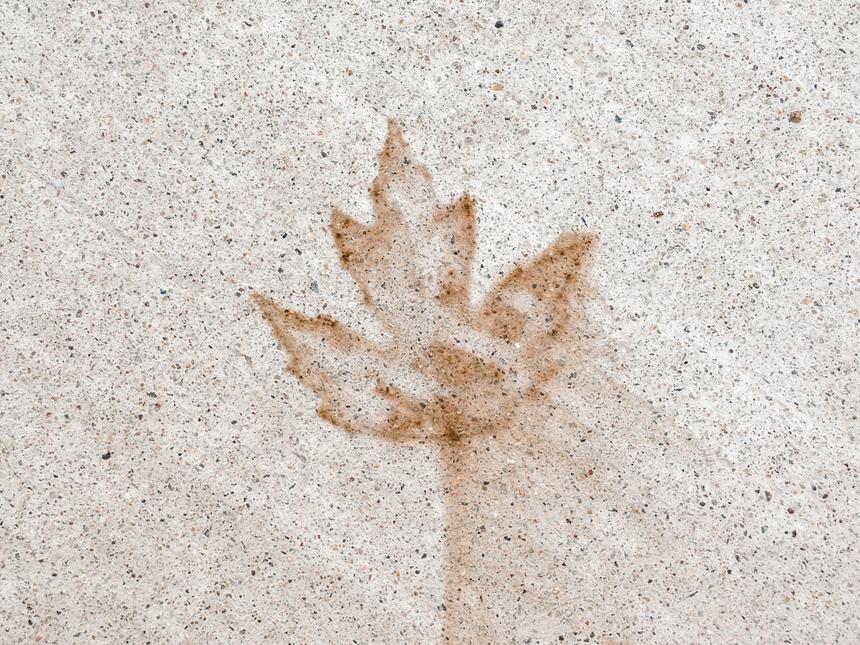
[1,1,857,643]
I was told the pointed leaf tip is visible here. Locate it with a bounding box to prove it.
[385,117,404,139]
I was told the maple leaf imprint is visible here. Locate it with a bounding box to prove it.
[253,120,596,442]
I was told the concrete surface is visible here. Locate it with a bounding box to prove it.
[1,1,857,643]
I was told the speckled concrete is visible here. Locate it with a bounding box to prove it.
[1,1,858,643]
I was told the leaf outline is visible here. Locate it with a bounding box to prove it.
[254,119,597,442]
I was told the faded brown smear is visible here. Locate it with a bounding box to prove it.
[253,120,598,443]
[253,121,700,642]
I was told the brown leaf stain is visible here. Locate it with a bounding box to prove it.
[253,120,697,642]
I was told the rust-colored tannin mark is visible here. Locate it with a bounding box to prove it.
[253,121,684,642]
[253,121,596,444]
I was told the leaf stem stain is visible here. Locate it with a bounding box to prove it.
[253,120,686,642]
